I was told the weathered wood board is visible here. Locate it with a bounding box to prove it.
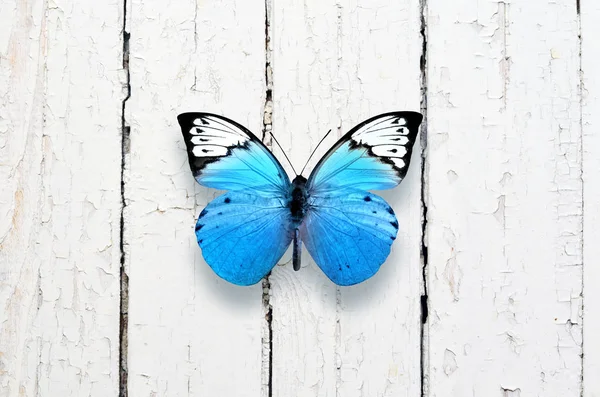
[0,0,124,396]
[426,0,583,395]
[269,1,423,396]
[581,1,600,396]
[125,0,268,396]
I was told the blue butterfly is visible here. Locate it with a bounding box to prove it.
[177,111,423,286]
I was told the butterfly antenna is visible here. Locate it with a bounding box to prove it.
[299,129,332,176]
[269,132,298,176]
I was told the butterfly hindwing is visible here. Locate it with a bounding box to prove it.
[307,111,422,193]
[196,191,293,286]
[178,113,290,195]
[299,191,399,286]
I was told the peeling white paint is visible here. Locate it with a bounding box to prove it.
[582,1,600,396]
[2,1,598,396]
[0,0,123,396]
[270,1,423,396]
[426,0,584,396]
[125,0,267,396]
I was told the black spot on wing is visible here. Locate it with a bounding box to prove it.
[199,209,208,218]
[363,196,372,202]
[390,235,396,241]
[387,207,394,215]
[195,224,204,231]
[224,197,231,204]
[390,220,399,229]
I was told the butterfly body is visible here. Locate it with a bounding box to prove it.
[288,175,309,227]
[178,111,423,286]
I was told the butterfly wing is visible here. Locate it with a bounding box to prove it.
[195,191,293,286]
[306,111,423,193]
[178,113,293,285]
[301,111,422,285]
[178,112,290,195]
[300,191,398,286]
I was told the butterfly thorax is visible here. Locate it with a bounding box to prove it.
[289,175,309,227]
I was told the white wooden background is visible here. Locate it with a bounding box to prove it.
[1,0,598,396]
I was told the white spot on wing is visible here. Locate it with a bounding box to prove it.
[390,158,406,168]
[191,135,232,146]
[187,115,251,158]
[371,145,407,157]
[192,145,229,157]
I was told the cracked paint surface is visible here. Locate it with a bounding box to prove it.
[2,0,598,396]
[581,2,600,397]
[125,0,266,396]
[270,1,423,396]
[0,0,123,396]
[426,0,584,395]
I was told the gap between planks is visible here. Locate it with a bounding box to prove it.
[119,0,131,394]
[262,0,274,396]
[419,0,430,395]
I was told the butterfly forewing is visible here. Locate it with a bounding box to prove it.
[178,113,290,195]
[306,111,423,193]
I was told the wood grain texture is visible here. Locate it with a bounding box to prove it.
[3,1,597,396]
[0,0,124,396]
[426,0,583,395]
[270,0,423,395]
[125,0,267,395]
[581,1,600,396]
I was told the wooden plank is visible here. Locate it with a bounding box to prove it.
[0,0,123,396]
[426,0,583,395]
[581,1,600,396]
[269,0,338,394]
[270,1,423,395]
[335,2,423,396]
[125,0,267,395]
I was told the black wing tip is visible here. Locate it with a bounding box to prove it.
[385,110,423,127]
[176,112,263,142]
[177,112,217,127]
[351,111,423,137]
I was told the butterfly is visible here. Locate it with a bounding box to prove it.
[177,111,423,286]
